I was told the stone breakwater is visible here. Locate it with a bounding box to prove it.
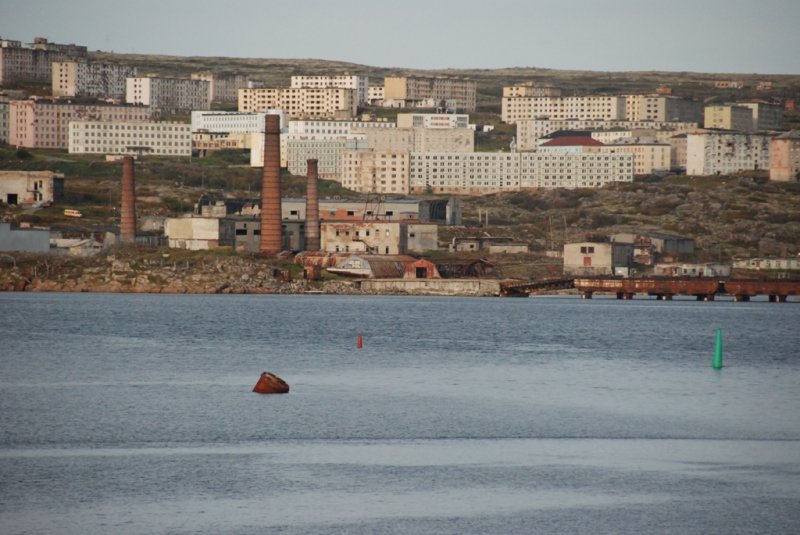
[0,254,501,296]
[0,254,363,295]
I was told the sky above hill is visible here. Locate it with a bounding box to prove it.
[2,0,799,74]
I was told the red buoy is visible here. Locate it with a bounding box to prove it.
[252,372,290,394]
[357,335,363,349]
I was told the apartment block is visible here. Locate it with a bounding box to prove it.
[396,113,469,129]
[515,119,700,151]
[291,74,369,105]
[624,95,702,122]
[601,137,672,175]
[769,131,800,182]
[502,95,627,124]
[738,102,783,131]
[383,76,476,112]
[0,99,9,143]
[8,99,152,149]
[409,149,633,195]
[362,127,474,153]
[502,83,562,98]
[52,61,137,99]
[367,85,384,105]
[340,150,410,194]
[126,77,211,115]
[704,105,754,131]
[0,37,87,85]
[285,137,368,178]
[68,120,191,156]
[238,87,357,119]
[191,72,249,103]
[686,132,771,176]
[191,111,278,133]
[287,118,394,135]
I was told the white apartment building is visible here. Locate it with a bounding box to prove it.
[362,127,475,153]
[52,61,137,99]
[8,99,153,149]
[624,95,702,122]
[409,149,633,195]
[126,77,211,115]
[502,95,627,124]
[238,87,357,119]
[68,120,191,156]
[190,111,286,133]
[502,83,563,98]
[396,113,470,129]
[367,85,384,105]
[0,37,87,85]
[191,72,249,103]
[291,74,369,105]
[285,137,368,178]
[601,137,672,175]
[516,119,700,151]
[340,151,410,194]
[287,118,394,135]
[686,132,771,176]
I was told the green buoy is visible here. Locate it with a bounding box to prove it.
[712,328,723,369]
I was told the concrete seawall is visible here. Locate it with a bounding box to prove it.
[358,278,501,296]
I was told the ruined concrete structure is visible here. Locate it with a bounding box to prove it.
[120,156,136,244]
[305,158,320,251]
[259,114,282,254]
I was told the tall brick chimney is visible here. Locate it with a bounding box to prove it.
[305,158,320,251]
[120,156,136,244]
[259,114,282,254]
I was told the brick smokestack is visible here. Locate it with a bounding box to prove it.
[305,158,320,251]
[120,155,136,244]
[259,114,282,254]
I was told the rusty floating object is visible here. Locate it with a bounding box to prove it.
[252,372,290,394]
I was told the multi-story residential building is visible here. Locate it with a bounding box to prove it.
[502,83,562,98]
[769,131,800,182]
[601,137,672,175]
[287,118,394,135]
[51,61,137,99]
[8,98,152,149]
[738,102,783,131]
[669,134,688,171]
[0,37,87,85]
[340,151,410,194]
[193,131,254,155]
[367,85,384,105]
[285,137,368,178]
[624,95,702,122]
[704,105,754,131]
[68,120,191,156]
[686,132,771,176]
[191,72,249,103]
[0,170,64,205]
[502,95,627,124]
[396,113,469,129]
[190,111,278,133]
[238,87,357,119]
[516,119,700,151]
[126,77,211,115]
[0,98,9,143]
[291,74,369,105]
[383,76,476,112]
[408,147,633,195]
[362,127,474,153]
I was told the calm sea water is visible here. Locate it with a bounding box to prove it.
[1,293,799,534]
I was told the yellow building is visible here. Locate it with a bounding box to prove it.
[383,76,476,112]
[340,151,410,194]
[238,87,357,119]
[704,105,754,131]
